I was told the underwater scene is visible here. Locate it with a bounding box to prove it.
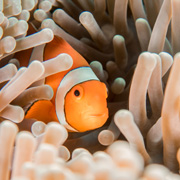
[0,0,180,179]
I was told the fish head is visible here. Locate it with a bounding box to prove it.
[64,80,108,132]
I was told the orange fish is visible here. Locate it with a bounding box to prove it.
[16,33,109,132]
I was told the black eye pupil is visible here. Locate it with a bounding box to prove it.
[74,90,80,96]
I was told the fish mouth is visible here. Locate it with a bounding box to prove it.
[88,108,109,119]
[89,113,107,118]
[79,109,108,131]
[88,110,109,129]
[90,107,109,116]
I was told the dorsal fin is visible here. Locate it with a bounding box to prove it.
[14,23,38,67]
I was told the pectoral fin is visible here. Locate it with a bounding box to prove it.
[25,100,58,124]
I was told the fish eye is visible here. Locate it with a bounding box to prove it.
[71,85,83,100]
[74,90,80,97]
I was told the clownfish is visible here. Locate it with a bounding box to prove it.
[15,33,109,132]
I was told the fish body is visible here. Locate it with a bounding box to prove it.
[16,33,108,132]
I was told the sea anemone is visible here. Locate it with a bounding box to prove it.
[1,0,180,179]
